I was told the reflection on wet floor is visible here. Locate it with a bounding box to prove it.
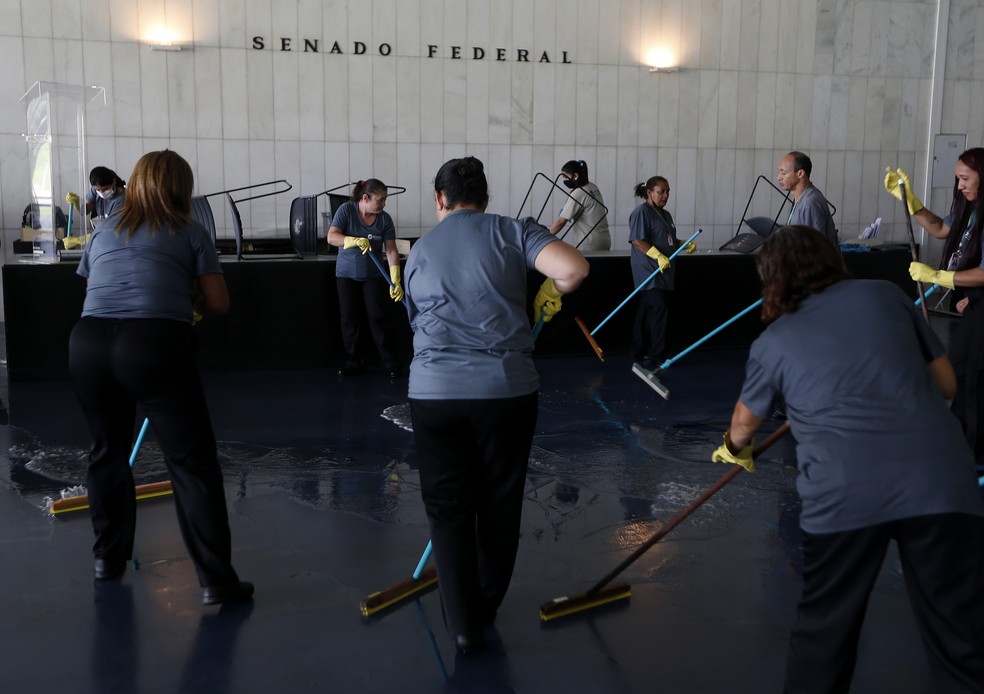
[0,350,955,692]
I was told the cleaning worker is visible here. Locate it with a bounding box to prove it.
[327,178,406,379]
[69,150,253,605]
[888,148,984,468]
[84,166,127,224]
[628,175,696,371]
[404,156,589,654]
[547,159,611,251]
[713,225,984,692]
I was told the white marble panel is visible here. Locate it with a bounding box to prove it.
[697,70,719,149]
[395,141,421,231]
[824,147,845,228]
[0,38,25,131]
[322,57,348,142]
[395,58,420,143]
[840,149,863,235]
[718,0,740,70]
[20,0,52,39]
[81,2,110,42]
[618,0,640,65]
[675,147,697,226]
[275,139,301,203]
[486,62,511,144]
[371,142,398,193]
[812,0,835,75]
[790,74,813,149]
[810,75,831,150]
[271,52,300,140]
[531,62,554,146]
[733,148,756,220]
[296,50,325,142]
[859,150,888,236]
[832,0,854,76]
[139,45,169,136]
[698,0,720,70]
[393,0,420,57]
[324,140,350,186]
[166,52,198,139]
[734,71,757,148]
[346,56,373,142]
[418,58,443,143]
[216,0,246,47]
[615,66,639,147]
[596,65,619,146]
[575,0,599,65]
[371,55,398,142]
[348,141,373,179]
[896,75,918,151]
[596,0,619,65]
[737,0,760,73]
[849,1,871,76]
[712,148,736,227]
[715,69,737,148]
[695,147,716,225]
[371,0,397,52]
[192,0,220,47]
[794,0,816,75]
[107,0,138,42]
[442,0,466,54]
[677,72,699,147]
[635,70,658,148]
[0,0,23,38]
[655,73,679,147]
[507,144,533,219]
[844,75,866,151]
[756,0,779,73]
[190,48,222,139]
[108,40,143,134]
[194,138,224,195]
[0,131,28,229]
[946,1,975,80]
[245,50,274,140]
[552,64,576,145]
[574,64,597,146]
[753,73,776,149]
[862,76,883,151]
[826,75,848,150]
[53,39,84,85]
[973,4,984,80]
[219,48,248,139]
[879,76,902,152]
[443,59,467,144]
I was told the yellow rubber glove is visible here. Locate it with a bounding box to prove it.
[711,431,756,473]
[389,265,404,302]
[343,235,371,254]
[884,167,924,215]
[534,278,563,323]
[684,241,697,255]
[645,246,671,272]
[909,261,955,289]
[65,192,80,209]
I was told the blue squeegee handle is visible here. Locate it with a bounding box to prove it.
[591,229,702,336]
[914,283,939,307]
[367,249,410,311]
[129,418,150,468]
[413,541,433,580]
[659,298,764,370]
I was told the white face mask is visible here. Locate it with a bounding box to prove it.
[96,188,114,199]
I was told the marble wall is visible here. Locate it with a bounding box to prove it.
[0,0,978,268]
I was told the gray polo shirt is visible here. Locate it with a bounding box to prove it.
[405,210,557,400]
[788,185,838,246]
[738,279,984,533]
[77,219,221,322]
[629,202,678,290]
[332,201,395,281]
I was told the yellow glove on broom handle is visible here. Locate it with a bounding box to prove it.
[534,278,564,323]
[884,167,924,216]
[389,265,404,302]
[343,235,371,254]
[711,430,756,473]
[645,246,671,272]
[909,261,955,290]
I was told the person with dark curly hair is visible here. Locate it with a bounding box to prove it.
[713,225,984,692]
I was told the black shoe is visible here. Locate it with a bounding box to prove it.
[94,558,127,580]
[454,632,486,655]
[338,360,364,377]
[638,357,659,372]
[202,581,254,605]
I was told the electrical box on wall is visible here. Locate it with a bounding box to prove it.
[932,134,967,188]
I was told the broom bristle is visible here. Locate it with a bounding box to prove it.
[360,567,439,617]
[539,582,632,621]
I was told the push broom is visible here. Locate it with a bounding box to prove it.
[898,177,931,323]
[633,298,764,399]
[539,421,791,621]
[575,229,702,362]
[50,418,173,514]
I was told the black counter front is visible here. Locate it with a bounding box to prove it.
[2,247,914,380]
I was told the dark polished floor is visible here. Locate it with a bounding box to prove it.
[0,346,967,693]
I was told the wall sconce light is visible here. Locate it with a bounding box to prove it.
[149,42,183,51]
[145,25,187,51]
[644,47,678,73]
[649,66,679,73]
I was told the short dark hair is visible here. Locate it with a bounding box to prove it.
[756,225,849,322]
[89,166,125,188]
[433,156,489,209]
[787,151,812,178]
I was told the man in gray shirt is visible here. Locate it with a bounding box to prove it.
[777,151,838,246]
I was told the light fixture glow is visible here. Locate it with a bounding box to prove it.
[644,47,678,72]
[144,25,186,51]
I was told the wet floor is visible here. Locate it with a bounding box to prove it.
[0,349,958,692]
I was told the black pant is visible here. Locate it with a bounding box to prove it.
[69,317,238,587]
[633,288,672,361]
[410,393,538,638]
[949,300,984,465]
[784,514,984,693]
[336,276,401,369]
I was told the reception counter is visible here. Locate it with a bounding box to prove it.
[2,246,914,380]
